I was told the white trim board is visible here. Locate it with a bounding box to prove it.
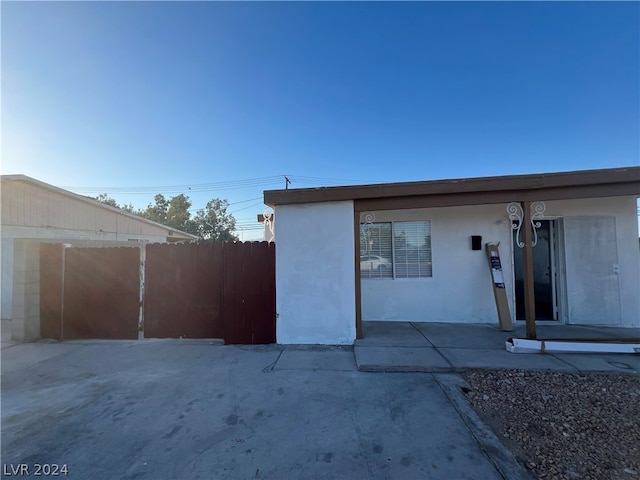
[506,338,640,354]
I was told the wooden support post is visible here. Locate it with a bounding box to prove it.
[354,210,363,340]
[521,201,537,339]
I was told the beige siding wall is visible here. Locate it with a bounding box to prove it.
[1,180,180,238]
[11,240,41,342]
[1,178,192,329]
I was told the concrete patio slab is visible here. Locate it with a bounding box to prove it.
[359,322,639,373]
[356,321,431,347]
[511,323,640,340]
[412,322,511,349]
[439,348,578,372]
[355,346,452,372]
[274,347,357,371]
[552,353,640,374]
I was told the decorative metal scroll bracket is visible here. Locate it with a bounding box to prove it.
[507,201,546,248]
[359,212,375,256]
[359,212,375,224]
[262,208,274,243]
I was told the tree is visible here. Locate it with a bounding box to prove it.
[97,192,238,240]
[193,198,238,241]
[93,193,119,208]
[138,193,198,235]
[93,194,136,213]
[120,203,136,213]
[166,194,197,234]
[139,194,169,225]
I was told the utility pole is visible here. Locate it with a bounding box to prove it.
[284,176,291,190]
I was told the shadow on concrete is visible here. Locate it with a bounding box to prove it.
[355,321,639,374]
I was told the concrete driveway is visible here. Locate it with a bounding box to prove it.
[1,341,527,480]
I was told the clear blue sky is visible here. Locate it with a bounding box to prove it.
[2,1,639,239]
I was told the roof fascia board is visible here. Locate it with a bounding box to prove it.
[354,183,640,212]
[264,167,640,207]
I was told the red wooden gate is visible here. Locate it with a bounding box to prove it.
[63,247,140,339]
[143,241,275,344]
[40,241,275,344]
[223,242,276,345]
[40,245,140,340]
[144,242,224,339]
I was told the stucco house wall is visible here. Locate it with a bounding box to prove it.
[361,203,513,324]
[361,196,639,328]
[266,167,639,344]
[275,201,356,345]
[542,196,639,327]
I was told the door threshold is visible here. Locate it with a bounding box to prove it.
[515,320,561,325]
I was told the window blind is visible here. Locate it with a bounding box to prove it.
[360,223,393,278]
[393,221,432,278]
[360,220,432,279]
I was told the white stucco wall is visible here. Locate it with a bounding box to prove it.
[361,204,514,324]
[362,196,640,327]
[275,201,356,344]
[543,196,639,327]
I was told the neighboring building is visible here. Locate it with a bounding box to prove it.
[264,167,640,345]
[1,174,198,341]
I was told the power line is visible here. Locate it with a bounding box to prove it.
[187,197,263,213]
[229,196,263,205]
[62,174,380,194]
[229,202,264,214]
[235,221,265,226]
[62,176,284,194]
[286,175,380,185]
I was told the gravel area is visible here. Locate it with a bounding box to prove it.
[463,369,640,480]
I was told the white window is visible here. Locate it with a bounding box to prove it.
[360,223,393,278]
[360,220,432,279]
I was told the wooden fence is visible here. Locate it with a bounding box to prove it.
[40,241,276,344]
[40,245,139,340]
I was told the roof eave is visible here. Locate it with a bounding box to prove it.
[263,166,640,207]
[1,174,199,240]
